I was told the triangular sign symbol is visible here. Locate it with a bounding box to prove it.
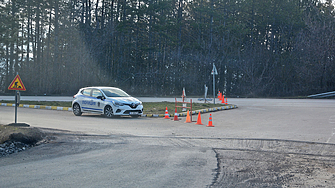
[8,74,26,91]
[211,63,218,75]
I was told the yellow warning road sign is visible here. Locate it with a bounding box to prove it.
[8,74,26,91]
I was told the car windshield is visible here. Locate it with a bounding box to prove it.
[101,88,130,97]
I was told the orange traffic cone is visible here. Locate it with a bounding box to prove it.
[225,98,228,104]
[195,112,203,125]
[164,107,170,119]
[185,110,191,123]
[173,108,179,121]
[207,114,214,127]
[221,95,225,104]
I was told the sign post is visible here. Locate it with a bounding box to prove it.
[181,87,187,111]
[8,74,26,124]
[211,63,218,104]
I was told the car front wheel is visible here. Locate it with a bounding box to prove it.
[73,103,82,116]
[104,106,113,118]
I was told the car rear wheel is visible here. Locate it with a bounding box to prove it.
[73,103,82,116]
[104,106,113,118]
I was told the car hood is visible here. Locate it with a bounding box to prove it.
[106,97,141,104]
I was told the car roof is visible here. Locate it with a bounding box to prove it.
[80,86,122,91]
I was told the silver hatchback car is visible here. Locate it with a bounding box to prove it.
[72,87,143,117]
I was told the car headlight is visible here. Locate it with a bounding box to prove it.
[112,101,124,106]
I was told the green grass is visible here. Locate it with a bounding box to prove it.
[1,100,72,107]
[1,100,227,114]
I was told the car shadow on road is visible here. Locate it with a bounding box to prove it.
[78,114,144,120]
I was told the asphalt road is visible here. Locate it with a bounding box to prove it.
[0,98,335,187]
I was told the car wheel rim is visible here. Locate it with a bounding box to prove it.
[73,104,81,115]
[105,107,113,117]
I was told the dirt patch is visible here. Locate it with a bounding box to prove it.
[209,139,335,187]
[0,124,45,145]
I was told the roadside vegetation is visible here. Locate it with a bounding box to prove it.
[1,1,335,97]
[0,100,72,107]
[0,100,227,114]
[143,102,227,114]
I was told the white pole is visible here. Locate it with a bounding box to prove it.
[213,65,215,104]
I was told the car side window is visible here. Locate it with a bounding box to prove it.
[82,89,92,96]
[92,89,103,98]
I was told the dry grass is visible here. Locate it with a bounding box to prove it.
[144,102,227,114]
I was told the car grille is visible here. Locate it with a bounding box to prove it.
[126,103,139,109]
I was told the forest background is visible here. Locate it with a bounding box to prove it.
[0,0,334,97]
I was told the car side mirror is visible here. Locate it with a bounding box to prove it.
[97,96,105,100]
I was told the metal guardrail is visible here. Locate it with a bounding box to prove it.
[307,91,335,98]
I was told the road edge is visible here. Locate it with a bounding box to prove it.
[1,103,238,117]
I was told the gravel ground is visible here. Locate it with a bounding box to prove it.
[0,124,45,157]
[0,141,31,157]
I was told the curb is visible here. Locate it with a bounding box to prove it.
[141,105,238,117]
[1,103,73,112]
[1,103,237,117]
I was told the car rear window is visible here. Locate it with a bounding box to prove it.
[102,88,129,97]
[82,89,92,96]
